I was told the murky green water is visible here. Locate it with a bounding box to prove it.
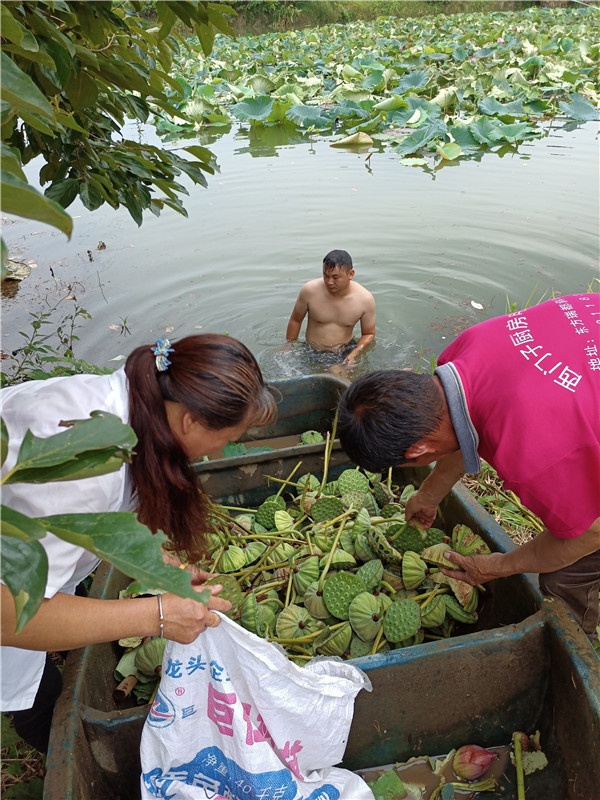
[2,120,598,380]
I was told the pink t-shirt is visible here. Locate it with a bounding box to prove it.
[438,294,600,539]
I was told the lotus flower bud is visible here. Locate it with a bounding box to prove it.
[452,744,497,781]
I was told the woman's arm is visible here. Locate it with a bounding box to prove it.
[0,582,232,650]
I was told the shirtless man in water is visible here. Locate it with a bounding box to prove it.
[285,250,376,368]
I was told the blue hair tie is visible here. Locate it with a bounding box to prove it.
[152,337,175,372]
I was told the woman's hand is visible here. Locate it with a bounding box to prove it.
[441,551,504,586]
[160,583,232,644]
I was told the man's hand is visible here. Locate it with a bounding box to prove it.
[405,492,438,529]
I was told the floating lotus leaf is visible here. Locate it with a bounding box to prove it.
[247,74,276,93]
[255,500,281,529]
[420,594,447,628]
[356,558,384,591]
[367,527,404,566]
[241,540,266,566]
[297,473,320,492]
[337,468,371,495]
[380,502,404,519]
[452,524,492,556]
[311,495,345,522]
[348,592,385,641]
[383,598,422,643]
[274,509,295,531]
[349,635,373,659]
[303,581,330,619]
[275,604,321,639]
[443,594,478,624]
[322,571,367,620]
[354,532,378,562]
[203,574,243,616]
[292,555,320,596]
[313,622,352,656]
[401,550,428,590]
[216,545,247,573]
[422,543,459,569]
[322,479,339,496]
[319,549,356,570]
[341,490,367,510]
[330,131,374,147]
[266,542,295,565]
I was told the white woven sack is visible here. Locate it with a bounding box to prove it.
[140,612,374,800]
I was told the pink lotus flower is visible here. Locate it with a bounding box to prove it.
[497,37,505,43]
[453,744,498,781]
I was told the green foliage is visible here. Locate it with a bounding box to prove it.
[0,412,211,632]
[0,0,235,267]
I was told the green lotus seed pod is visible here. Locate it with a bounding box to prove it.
[297,473,321,492]
[203,574,243,618]
[367,527,404,566]
[216,545,247,573]
[313,622,352,656]
[275,604,321,639]
[241,541,266,566]
[274,509,295,531]
[337,468,371,495]
[311,495,345,522]
[265,494,286,510]
[292,555,320,596]
[255,500,281,530]
[300,430,325,445]
[322,571,367,620]
[356,559,384,592]
[303,581,330,619]
[341,490,367,511]
[266,542,295,566]
[348,592,385,642]
[420,594,447,628]
[423,527,447,549]
[401,550,428,590]
[322,480,340,496]
[354,533,378,562]
[319,549,356,570]
[422,543,459,569]
[349,635,373,659]
[383,598,422,643]
[394,525,427,554]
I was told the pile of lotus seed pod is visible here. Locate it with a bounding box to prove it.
[199,455,492,665]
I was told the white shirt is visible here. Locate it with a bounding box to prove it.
[1,368,131,710]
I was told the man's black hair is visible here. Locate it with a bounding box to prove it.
[323,249,353,271]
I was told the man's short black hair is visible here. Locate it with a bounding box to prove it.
[323,249,353,271]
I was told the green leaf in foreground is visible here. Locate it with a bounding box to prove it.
[558,92,599,121]
[369,768,407,800]
[3,412,136,485]
[1,535,49,632]
[0,170,73,239]
[35,512,210,604]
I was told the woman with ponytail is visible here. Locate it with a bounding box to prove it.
[1,333,277,752]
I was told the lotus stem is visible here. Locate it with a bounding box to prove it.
[317,512,354,591]
[274,461,303,499]
[284,567,294,607]
[370,624,386,655]
[513,731,526,800]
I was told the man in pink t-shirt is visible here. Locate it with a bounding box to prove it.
[337,294,600,641]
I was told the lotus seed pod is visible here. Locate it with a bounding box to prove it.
[452,524,492,556]
[372,481,394,509]
[204,533,223,554]
[349,635,374,659]
[314,622,353,656]
[266,542,295,566]
[203,574,244,617]
[383,598,422,643]
[447,575,477,609]
[319,549,356,570]
[241,594,276,636]
[423,527,447,549]
[301,492,318,514]
[421,543,459,569]
[287,506,303,520]
[401,551,428,590]
[322,480,340,496]
[364,470,382,484]
[300,430,324,445]
[274,509,295,531]
[252,521,268,534]
[352,507,372,537]
[348,592,385,641]
[292,555,320,596]
[362,492,380,516]
[337,468,371,495]
[354,533,378,562]
[341,490,367,511]
[420,594,447,628]
[322,571,367,620]
[241,541,266,566]
[311,495,345,522]
[297,473,321,492]
[367,527,404,566]
[313,532,334,553]
[216,545,247,573]
[356,559,384,591]
[233,514,254,532]
[339,528,356,556]
[265,494,286,510]
[393,628,425,649]
[255,500,281,530]
[380,503,405,519]
[463,584,480,614]
[394,525,427,554]
[373,591,393,613]
[382,568,405,592]
[134,637,167,681]
[303,581,330,619]
[444,594,478,624]
[275,604,321,639]
[253,588,281,614]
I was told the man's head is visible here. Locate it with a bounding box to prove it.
[337,370,445,472]
[322,249,354,294]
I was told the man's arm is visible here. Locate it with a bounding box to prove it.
[405,450,466,528]
[343,293,376,365]
[443,518,600,585]
[285,291,309,342]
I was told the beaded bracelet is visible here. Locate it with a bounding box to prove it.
[157,594,164,638]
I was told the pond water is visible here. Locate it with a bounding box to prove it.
[2,119,598,381]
